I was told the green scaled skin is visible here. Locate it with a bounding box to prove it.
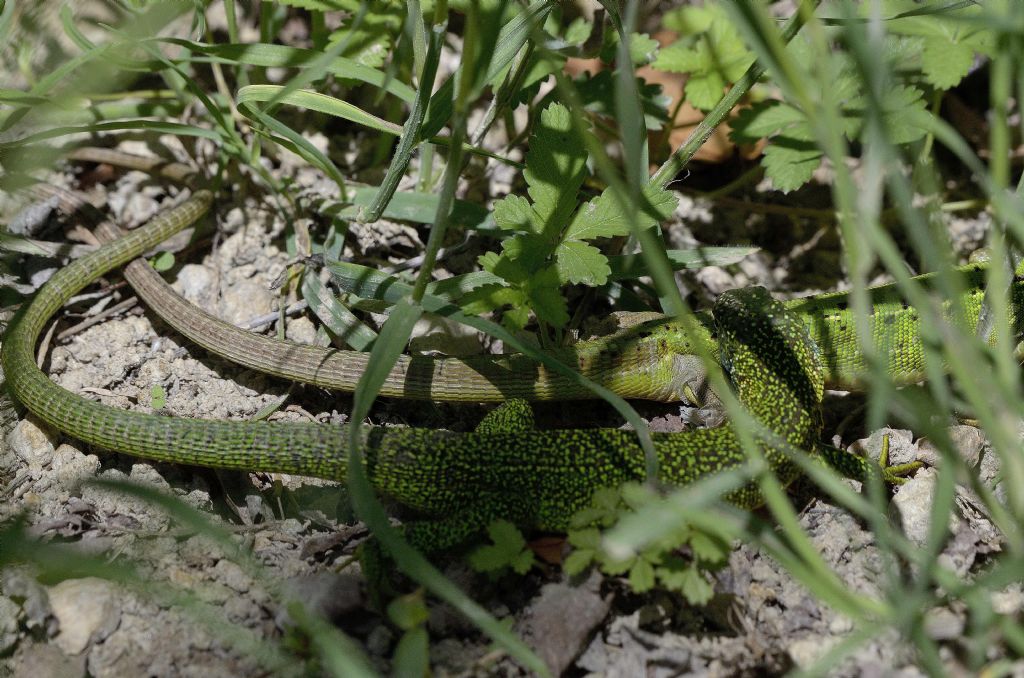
[1,193,897,552]
[382,285,830,549]
[629,262,1024,403]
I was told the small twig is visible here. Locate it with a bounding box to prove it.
[242,299,309,331]
[36,318,59,369]
[383,235,471,274]
[67,280,128,304]
[56,296,139,341]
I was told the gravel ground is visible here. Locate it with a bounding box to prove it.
[0,133,1020,676]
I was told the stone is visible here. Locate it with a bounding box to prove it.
[10,641,86,678]
[51,444,100,489]
[917,426,985,468]
[992,585,1024,616]
[219,279,274,327]
[924,607,965,640]
[284,316,318,345]
[787,635,840,669]
[408,316,483,357]
[172,263,217,312]
[8,418,58,475]
[891,468,959,546]
[0,595,19,654]
[212,559,251,594]
[849,428,916,467]
[47,578,120,655]
[514,570,611,675]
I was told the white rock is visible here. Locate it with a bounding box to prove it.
[47,578,120,655]
[172,263,217,312]
[8,418,58,475]
[891,468,960,546]
[129,463,172,492]
[0,596,19,654]
[408,316,483,357]
[219,279,274,326]
[51,444,100,489]
[992,586,1024,615]
[213,559,251,594]
[923,607,964,640]
[916,425,985,468]
[284,316,318,345]
[787,635,839,668]
[850,427,916,467]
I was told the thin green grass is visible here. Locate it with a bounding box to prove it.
[1,0,1023,674]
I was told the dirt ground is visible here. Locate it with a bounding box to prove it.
[1,130,1020,677]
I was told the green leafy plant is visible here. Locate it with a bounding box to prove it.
[652,3,755,112]
[564,484,729,605]
[468,519,537,576]
[869,0,994,90]
[149,384,167,410]
[655,1,993,192]
[387,590,431,676]
[276,0,403,69]
[462,102,676,332]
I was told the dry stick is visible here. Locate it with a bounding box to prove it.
[56,296,140,341]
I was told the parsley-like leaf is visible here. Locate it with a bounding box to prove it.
[555,241,610,286]
[518,102,588,233]
[468,519,536,574]
[565,184,677,241]
[652,5,754,111]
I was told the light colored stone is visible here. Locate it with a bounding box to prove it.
[514,570,611,676]
[850,427,916,467]
[47,578,120,655]
[219,279,274,326]
[284,316,318,345]
[51,444,100,489]
[787,635,839,669]
[212,559,251,594]
[129,463,171,492]
[0,595,19,654]
[917,425,985,468]
[8,418,58,474]
[408,316,483,357]
[891,468,960,546]
[828,615,854,634]
[923,607,964,640]
[992,586,1024,615]
[172,263,217,312]
[11,641,86,678]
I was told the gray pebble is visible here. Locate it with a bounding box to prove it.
[891,468,959,546]
[284,316,318,345]
[0,596,20,654]
[515,570,611,676]
[917,425,985,468]
[849,427,916,467]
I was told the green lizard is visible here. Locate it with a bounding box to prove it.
[1,191,904,550]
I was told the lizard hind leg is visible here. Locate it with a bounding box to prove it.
[815,435,923,486]
[401,401,535,552]
[476,398,535,434]
[403,494,515,553]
